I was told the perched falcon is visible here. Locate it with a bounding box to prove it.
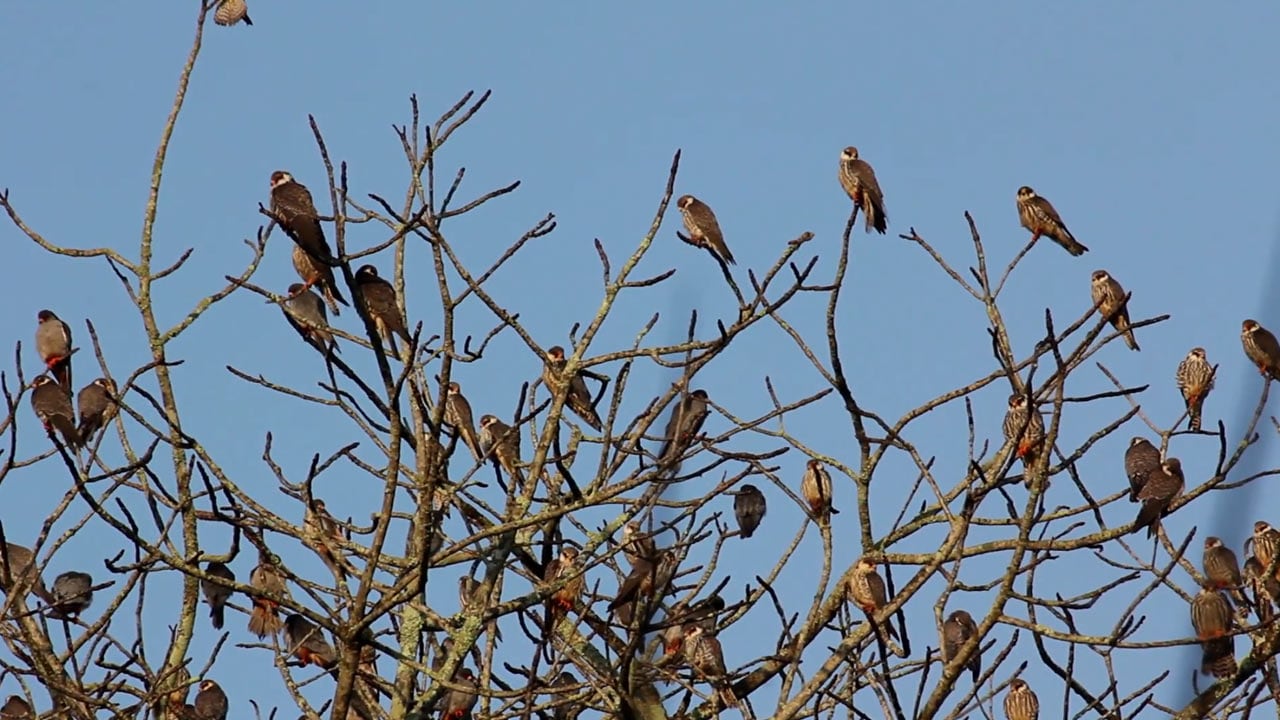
[847,556,898,641]
[1190,588,1236,678]
[193,679,229,720]
[1253,521,1280,578]
[31,375,80,449]
[1002,393,1046,483]
[354,265,411,352]
[283,284,339,355]
[610,551,677,626]
[676,195,735,265]
[683,625,738,708]
[1174,347,1214,432]
[543,345,603,431]
[621,521,657,567]
[445,382,483,462]
[552,671,583,720]
[1132,458,1184,538]
[458,575,501,642]
[440,668,478,720]
[1203,536,1250,611]
[247,550,287,638]
[0,696,33,720]
[269,171,337,267]
[76,378,118,443]
[838,147,888,234]
[1004,678,1040,720]
[303,498,348,580]
[733,484,767,539]
[213,0,252,26]
[479,414,524,489]
[1241,320,1280,381]
[35,309,73,400]
[1090,270,1139,351]
[1244,555,1280,622]
[543,546,584,630]
[657,389,710,467]
[801,459,839,523]
[50,570,93,619]
[291,243,347,316]
[284,614,338,672]
[201,561,235,630]
[1123,437,1162,503]
[941,609,980,682]
[1016,186,1087,256]
[0,542,51,602]
[161,663,192,716]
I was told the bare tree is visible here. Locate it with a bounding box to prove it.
[2,3,1279,720]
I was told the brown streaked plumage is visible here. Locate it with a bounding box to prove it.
[1016,185,1087,256]
[941,609,980,682]
[213,0,252,26]
[621,521,657,567]
[1003,678,1039,720]
[543,345,603,431]
[543,546,584,630]
[31,375,80,449]
[1132,458,1184,538]
[291,243,347,316]
[304,498,348,580]
[76,377,118,442]
[479,414,524,489]
[1253,521,1280,578]
[36,309,73,400]
[1123,437,1161,503]
[247,551,286,638]
[269,171,337,267]
[733,484,767,539]
[1190,588,1236,678]
[1241,319,1280,381]
[201,561,235,630]
[683,625,738,708]
[847,556,898,641]
[801,459,839,522]
[354,264,411,353]
[1002,393,1045,484]
[445,382,483,462]
[676,194,735,265]
[1175,347,1214,432]
[838,146,888,234]
[1203,536,1250,610]
[283,284,339,355]
[192,679,228,720]
[1090,270,1139,351]
[1245,555,1280,623]
[658,389,710,467]
[459,574,502,642]
[610,550,677,627]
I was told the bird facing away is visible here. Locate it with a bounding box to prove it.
[682,625,738,709]
[0,543,51,603]
[1175,347,1215,432]
[733,484,767,538]
[1004,678,1040,720]
[201,561,235,630]
[848,556,898,641]
[76,377,118,443]
[1016,186,1087,256]
[213,0,252,26]
[284,614,338,672]
[1132,458,1184,538]
[291,242,347,316]
[193,679,229,720]
[0,695,33,719]
[1190,588,1237,678]
[35,309,73,399]
[303,498,349,580]
[247,551,287,638]
[941,609,981,682]
[1090,270,1140,351]
[838,146,888,234]
[1252,521,1280,579]
[269,171,337,266]
[801,459,839,523]
[1123,437,1162,503]
[1241,319,1280,382]
[31,375,80,449]
[657,389,710,468]
[676,194,736,265]
[543,546,584,629]
[1002,393,1045,483]
[445,382,483,462]
[479,414,524,489]
[283,284,339,355]
[1203,536,1250,611]
[354,264,411,353]
[49,571,93,619]
[542,345,603,431]
[440,667,478,720]
[1244,554,1280,623]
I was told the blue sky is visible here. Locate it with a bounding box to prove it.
[3,1,1280,717]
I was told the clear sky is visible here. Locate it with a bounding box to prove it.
[3,1,1280,717]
